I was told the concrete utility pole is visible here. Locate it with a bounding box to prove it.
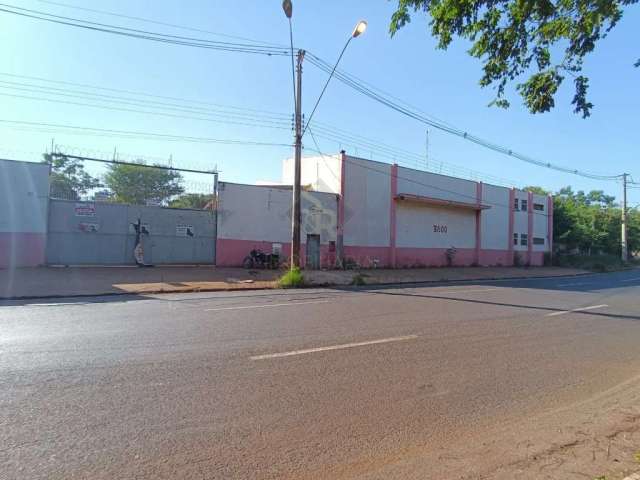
[621,173,628,262]
[291,49,305,269]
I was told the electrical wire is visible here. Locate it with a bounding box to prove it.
[32,0,286,47]
[0,4,289,56]
[0,119,293,147]
[0,72,291,117]
[0,92,292,130]
[306,52,623,182]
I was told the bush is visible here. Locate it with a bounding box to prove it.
[350,273,367,286]
[278,267,305,288]
[554,253,626,272]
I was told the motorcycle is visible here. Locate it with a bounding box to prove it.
[242,249,280,269]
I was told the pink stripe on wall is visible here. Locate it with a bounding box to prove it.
[547,195,554,261]
[0,232,46,268]
[337,151,346,266]
[475,182,482,265]
[527,191,534,265]
[508,188,515,265]
[389,164,398,268]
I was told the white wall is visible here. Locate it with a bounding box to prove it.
[282,154,342,194]
[481,184,510,250]
[0,160,49,234]
[532,193,550,251]
[343,156,390,247]
[397,166,477,205]
[396,203,475,249]
[217,182,337,244]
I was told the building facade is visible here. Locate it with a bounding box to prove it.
[0,159,50,268]
[216,152,553,268]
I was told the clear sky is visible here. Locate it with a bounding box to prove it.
[1,0,638,204]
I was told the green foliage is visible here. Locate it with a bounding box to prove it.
[278,267,305,288]
[43,153,101,200]
[523,185,549,195]
[552,185,638,258]
[389,0,638,117]
[169,193,214,210]
[103,162,184,205]
[351,273,367,286]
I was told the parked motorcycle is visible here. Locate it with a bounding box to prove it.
[242,249,280,269]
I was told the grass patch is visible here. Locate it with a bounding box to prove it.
[553,253,631,272]
[278,267,305,288]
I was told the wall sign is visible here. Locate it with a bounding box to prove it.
[78,222,100,233]
[433,224,448,234]
[176,225,195,237]
[75,203,96,217]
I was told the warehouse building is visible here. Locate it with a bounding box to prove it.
[216,152,553,268]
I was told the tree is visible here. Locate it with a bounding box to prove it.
[43,153,101,200]
[389,0,638,118]
[168,193,214,210]
[103,162,184,205]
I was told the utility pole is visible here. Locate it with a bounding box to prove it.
[291,49,305,269]
[621,173,628,262]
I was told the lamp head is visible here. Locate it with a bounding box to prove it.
[352,20,367,38]
[282,0,293,18]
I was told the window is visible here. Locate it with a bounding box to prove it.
[520,234,528,246]
[520,199,528,212]
[513,233,519,245]
[533,237,545,245]
[513,198,519,211]
[533,203,544,211]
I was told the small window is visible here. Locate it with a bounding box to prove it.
[513,233,519,245]
[533,203,544,211]
[533,237,545,245]
[513,198,519,211]
[520,199,528,212]
[520,234,528,246]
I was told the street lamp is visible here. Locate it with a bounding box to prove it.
[284,4,367,269]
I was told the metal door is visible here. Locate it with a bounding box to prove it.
[306,234,320,269]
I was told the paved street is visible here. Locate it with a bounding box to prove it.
[2,270,640,479]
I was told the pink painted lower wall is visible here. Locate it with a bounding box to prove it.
[216,239,545,269]
[395,247,477,267]
[0,232,46,268]
[343,246,391,268]
[216,238,335,268]
[479,249,513,267]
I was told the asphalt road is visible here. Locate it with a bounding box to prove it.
[1,270,640,479]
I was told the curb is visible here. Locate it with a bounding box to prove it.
[0,270,595,301]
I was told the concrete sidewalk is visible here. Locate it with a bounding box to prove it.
[0,265,589,299]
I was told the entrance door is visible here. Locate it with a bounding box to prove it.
[306,234,320,269]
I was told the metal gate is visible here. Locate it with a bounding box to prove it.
[306,234,320,269]
[46,199,216,265]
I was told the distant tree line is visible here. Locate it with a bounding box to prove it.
[524,185,639,257]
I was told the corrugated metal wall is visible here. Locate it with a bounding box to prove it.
[46,200,216,265]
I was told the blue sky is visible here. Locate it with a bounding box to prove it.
[1,0,638,204]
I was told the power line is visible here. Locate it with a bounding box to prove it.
[0,119,293,147]
[0,81,290,123]
[0,72,290,117]
[305,52,623,182]
[32,0,286,47]
[0,92,292,131]
[0,4,289,56]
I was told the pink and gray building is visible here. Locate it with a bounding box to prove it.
[216,152,553,268]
